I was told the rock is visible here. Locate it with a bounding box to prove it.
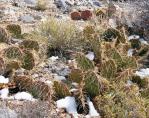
[81,10,92,20]
[54,0,67,9]
[54,74,66,81]
[0,107,17,118]
[92,1,101,7]
[20,14,34,23]
[24,0,37,5]
[85,52,95,61]
[70,11,81,20]
[109,18,117,28]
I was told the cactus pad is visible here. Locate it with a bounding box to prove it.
[53,81,70,99]
[76,53,94,71]
[100,59,117,79]
[22,50,35,70]
[20,40,39,51]
[4,46,22,60]
[6,24,21,38]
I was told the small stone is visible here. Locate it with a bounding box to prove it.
[70,11,81,20]
[20,15,34,23]
[81,10,92,20]
[24,0,37,5]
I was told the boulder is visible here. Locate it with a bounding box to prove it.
[71,11,81,20]
[81,10,92,20]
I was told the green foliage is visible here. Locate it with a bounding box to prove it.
[38,18,82,51]
[53,81,70,99]
[131,75,149,88]
[22,50,35,70]
[137,46,149,56]
[84,72,100,98]
[14,76,51,100]
[102,28,126,43]
[20,40,39,51]
[76,53,94,71]
[6,24,21,38]
[130,39,141,49]
[69,69,83,84]
[100,59,117,79]
[4,46,22,60]
[0,57,5,75]
[105,48,123,70]
[122,56,138,69]
[94,90,147,118]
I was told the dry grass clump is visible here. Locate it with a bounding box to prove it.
[36,18,85,53]
[35,0,48,11]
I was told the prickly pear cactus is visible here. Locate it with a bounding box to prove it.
[4,46,22,60]
[95,9,106,17]
[76,53,94,71]
[6,60,21,72]
[100,59,117,79]
[53,81,70,99]
[137,46,149,56]
[20,40,39,51]
[69,69,83,84]
[84,71,100,98]
[122,56,138,69]
[105,48,123,70]
[6,24,21,38]
[0,27,9,43]
[0,57,5,75]
[102,28,126,43]
[90,38,101,63]
[130,39,141,49]
[22,50,35,70]
[14,76,52,100]
[131,75,149,88]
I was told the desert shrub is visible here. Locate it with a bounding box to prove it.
[37,18,84,52]
[35,0,48,11]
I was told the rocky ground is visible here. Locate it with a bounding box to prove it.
[0,0,148,118]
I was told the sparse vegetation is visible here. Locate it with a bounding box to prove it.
[0,0,148,117]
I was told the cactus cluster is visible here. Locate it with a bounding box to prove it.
[76,53,94,71]
[22,50,35,70]
[20,40,39,52]
[14,75,52,101]
[6,24,22,38]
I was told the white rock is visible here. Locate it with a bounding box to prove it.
[127,49,133,57]
[56,96,77,114]
[46,80,53,86]
[139,38,148,45]
[24,0,37,5]
[87,98,100,117]
[85,51,95,61]
[0,76,9,84]
[69,88,78,93]
[49,56,59,61]
[126,80,133,86]
[109,18,117,28]
[136,68,149,79]
[128,35,140,41]
[54,75,66,81]
[0,88,9,99]
[14,92,34,101]
[136,68,149,78]
[20,15,34,23]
